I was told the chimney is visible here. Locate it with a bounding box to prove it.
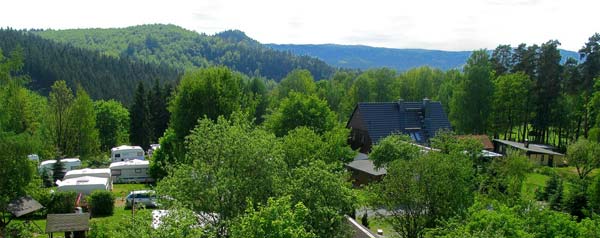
[422,98,430,107]
[524,139,529,148]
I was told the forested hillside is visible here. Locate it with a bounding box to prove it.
[267,43,579,71]
[0,29,179,103]
[34,24,336,81]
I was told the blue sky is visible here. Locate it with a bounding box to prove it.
[3,0,599,51]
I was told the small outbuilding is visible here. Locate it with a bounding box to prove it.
[345,153,387,187]
[46,213,89,238]
[493,139,565,166]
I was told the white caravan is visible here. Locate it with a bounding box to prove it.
[56,176,110,195]
[64,168,112,190]
[38,158,82,177]
[111,145,145,162]
[109,159,154,183]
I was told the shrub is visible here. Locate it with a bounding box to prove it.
[88,190,115,217]
[4,222,34,238]
[47,191,78,214]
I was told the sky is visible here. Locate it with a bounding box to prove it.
[2,0,599,51]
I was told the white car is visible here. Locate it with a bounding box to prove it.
[125,190,158,209]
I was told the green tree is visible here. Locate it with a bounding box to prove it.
[65,86,100,159]
[579,33,600,137]
[130,82,152,149]
[490,72,532,140]
[449,50,493,134]
[149,128,177,180]
[276,69,316,99]
[369,134,421,168]
[478,151,531,203]
[0,133,36,230]
[169,67,244,143]
[567,138,600,180]
[247,77,269,123]
[49,80,74,156]
[94,100,130,151]
[265,92,337,137]
[285,161,356,238]
[157,114,286,236]
[52,158,66,183]
[281,127,355,169]
[230,196,316,238]
[370,152,474,238]
[490,44,514,76]
[148,80,171,142]
[531,40,562,144]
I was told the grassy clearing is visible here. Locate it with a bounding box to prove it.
[522,172,549,201]
[14,184,156,237]
[111,183,153,198]
[363,216,395,237]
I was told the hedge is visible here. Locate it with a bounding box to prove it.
[88,190,115,217]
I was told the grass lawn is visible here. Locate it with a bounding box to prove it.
[14,184,156,237]
[522,173,549,201]
[362,216,395,237]
[111,183,154,198]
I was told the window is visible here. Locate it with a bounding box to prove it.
[135,168,142,173]
[115,154,121,158]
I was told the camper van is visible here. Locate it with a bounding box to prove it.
[64,168,112,190]
[38,158,82,177]
[111,145,145,162]
[56,176,111,195]
[109,159,154,183]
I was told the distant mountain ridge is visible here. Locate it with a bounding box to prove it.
[267,43,580,72]
[34,25,335,81]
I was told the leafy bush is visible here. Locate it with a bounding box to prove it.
[4,222,35,238]
[88,190,115,217]
[535,166,557,176]
[47,191,78,214]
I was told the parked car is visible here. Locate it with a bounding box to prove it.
[125,190,158,209]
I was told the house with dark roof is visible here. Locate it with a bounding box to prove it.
[346,99,452,153]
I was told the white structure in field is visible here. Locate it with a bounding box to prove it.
[109,159,154,183]
[111,145,145,162]
[64,168,112,190]
[38,158,82,176]
[28,154,40,163]
[56,176,110,195]
[148,144,161,157]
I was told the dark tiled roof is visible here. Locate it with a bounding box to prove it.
[354,100,451,144]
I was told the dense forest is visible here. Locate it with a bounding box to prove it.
[0,28,180,103]
[4,24,600,237]
[34,24,336,81]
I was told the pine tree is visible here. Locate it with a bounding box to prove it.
[130,82,152,149]
[52,158,66,184]
[149,80,170,142]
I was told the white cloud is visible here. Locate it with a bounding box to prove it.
[2,0,599,51]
